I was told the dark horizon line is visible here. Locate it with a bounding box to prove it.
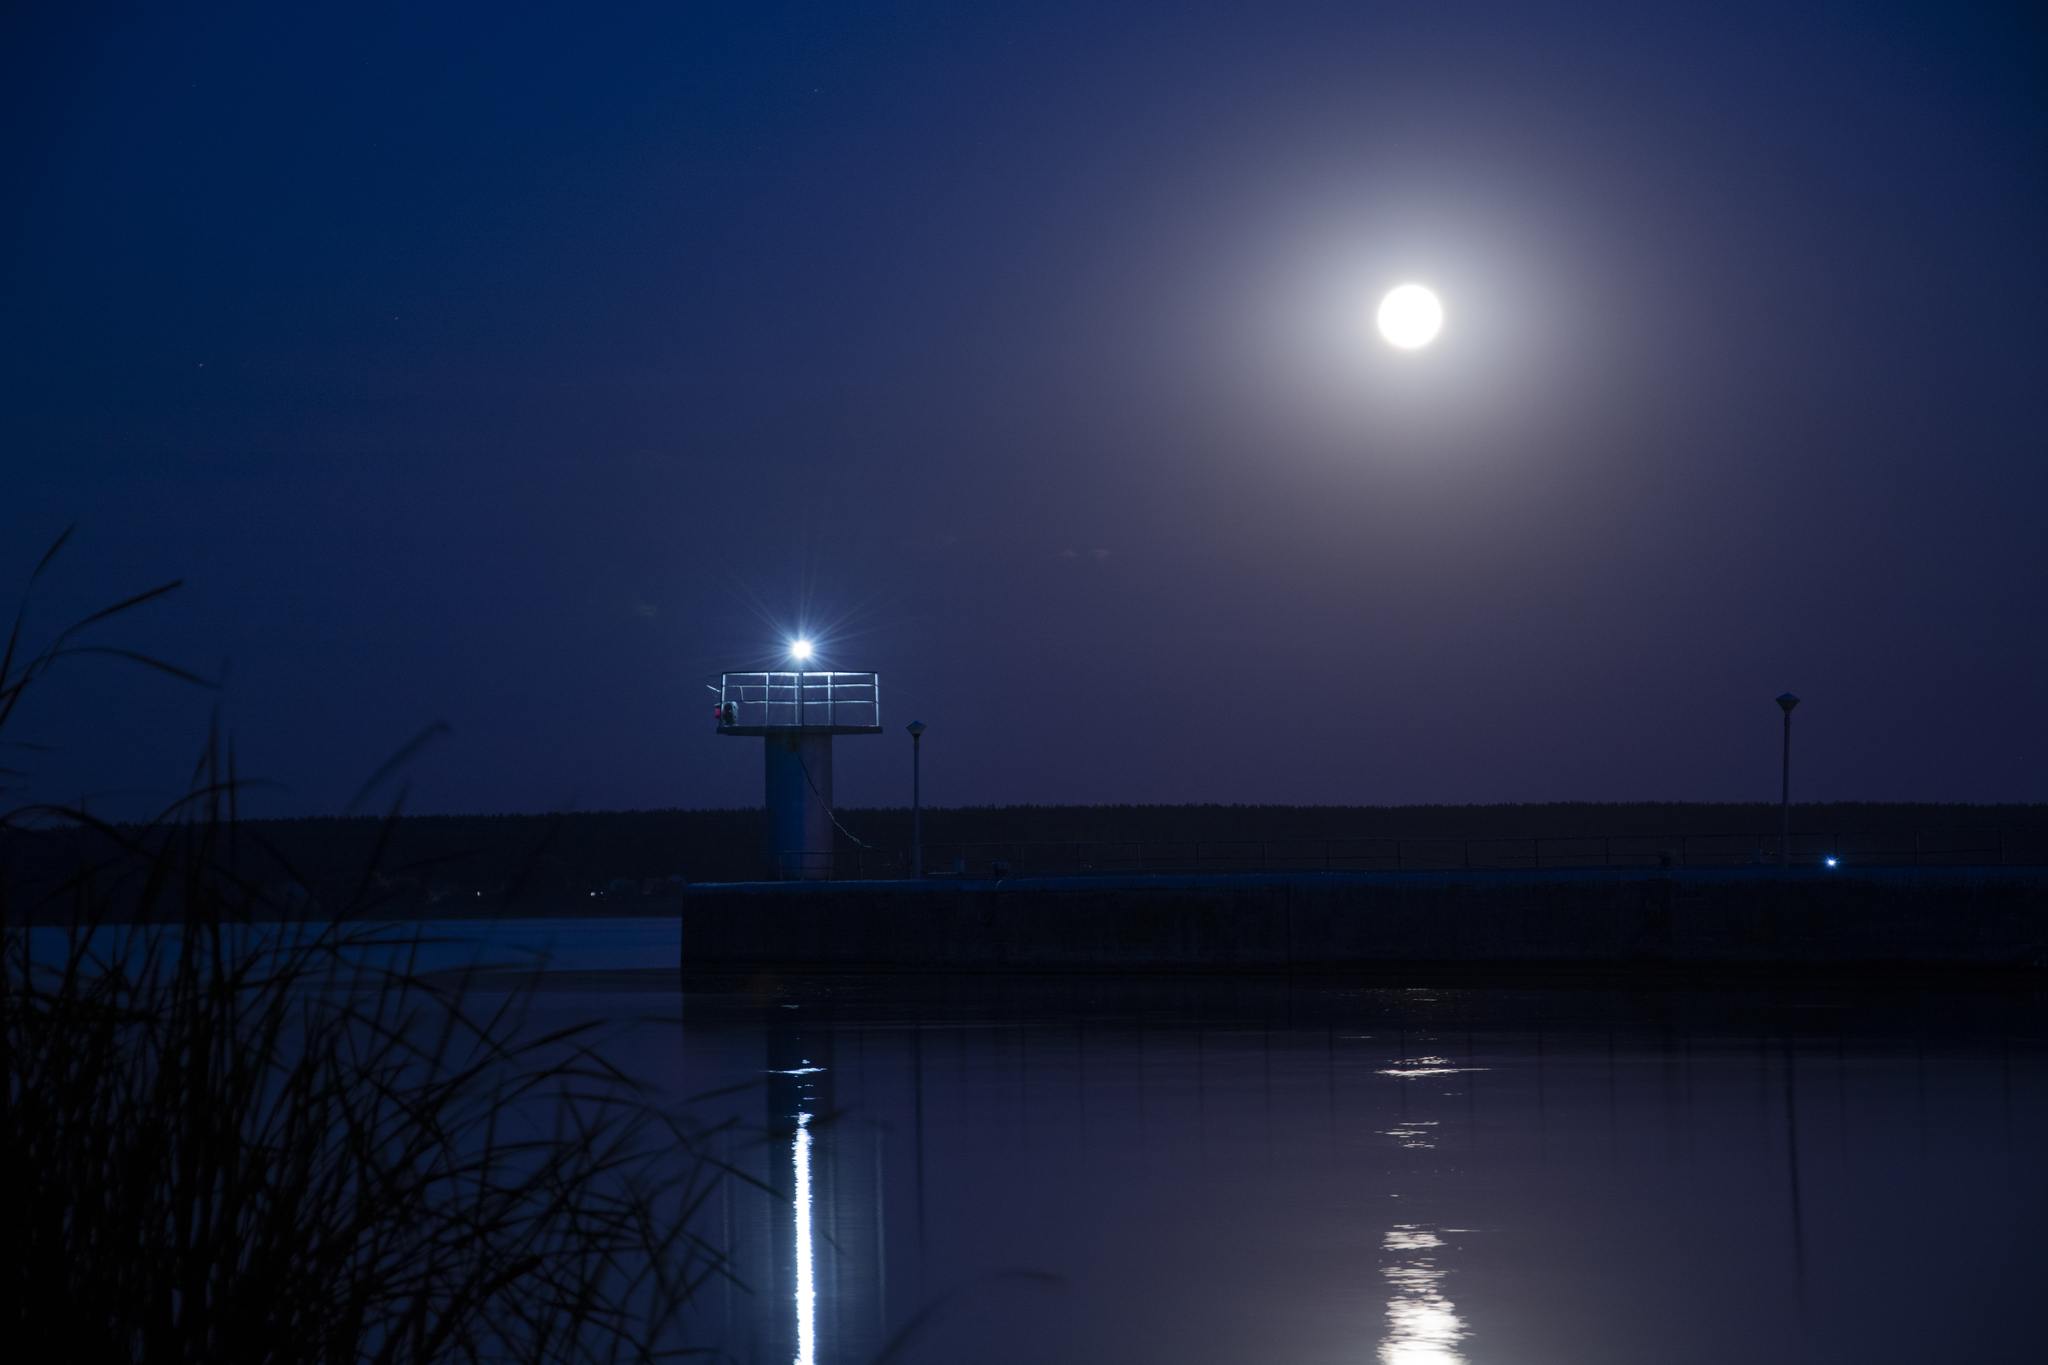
[146,796,2048,826]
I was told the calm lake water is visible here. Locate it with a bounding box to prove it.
[451,934,2041,1365]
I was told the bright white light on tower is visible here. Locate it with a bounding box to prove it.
[789,639,814,661]
[1376,285,1444,349]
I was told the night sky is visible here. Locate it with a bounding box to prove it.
[3,2,2043,819]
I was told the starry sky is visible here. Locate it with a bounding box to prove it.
[3,1,2043,818]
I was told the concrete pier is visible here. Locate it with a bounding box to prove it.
[679,865,2048,973]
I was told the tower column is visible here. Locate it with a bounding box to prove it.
[764,732,835,879]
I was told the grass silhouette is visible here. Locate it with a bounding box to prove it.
[2,534,732,1363]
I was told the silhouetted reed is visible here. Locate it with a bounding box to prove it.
[2,536,730,1363]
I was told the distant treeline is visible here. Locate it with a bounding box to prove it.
[7,802,2042,921]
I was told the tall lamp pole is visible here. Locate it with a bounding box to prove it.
[906,721,927,878]
[1776,693,1800,868]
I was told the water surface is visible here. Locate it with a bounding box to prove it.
[515,957,2045,1365]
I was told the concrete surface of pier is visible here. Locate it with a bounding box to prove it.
[678,866,2048,973]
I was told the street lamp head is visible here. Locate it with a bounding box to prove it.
[789,638,814,662]
[1776,693,1800,713]
[906,721,926,738]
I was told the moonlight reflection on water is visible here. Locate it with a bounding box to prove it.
[1380,1227,1467,1365]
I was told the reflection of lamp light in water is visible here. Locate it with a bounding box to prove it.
[793,1113,815,1365]
[1379,1226,1467,1365]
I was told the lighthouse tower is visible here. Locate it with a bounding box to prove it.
[714,656,881,879]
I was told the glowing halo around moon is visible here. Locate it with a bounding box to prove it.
[1376,284,1444,349]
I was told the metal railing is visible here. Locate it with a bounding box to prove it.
[717,671,879,730]
[753,827,2048,881]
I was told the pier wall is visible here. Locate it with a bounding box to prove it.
[678,866,2048,972]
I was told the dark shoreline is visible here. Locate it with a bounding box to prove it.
[8,800,2045,922]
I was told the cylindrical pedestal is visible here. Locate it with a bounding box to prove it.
[764,733,835,879]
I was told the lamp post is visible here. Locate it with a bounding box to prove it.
[1776,693,1800,868]
[906,721,927,878]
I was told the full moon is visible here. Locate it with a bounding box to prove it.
[1376,284,1443,349]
